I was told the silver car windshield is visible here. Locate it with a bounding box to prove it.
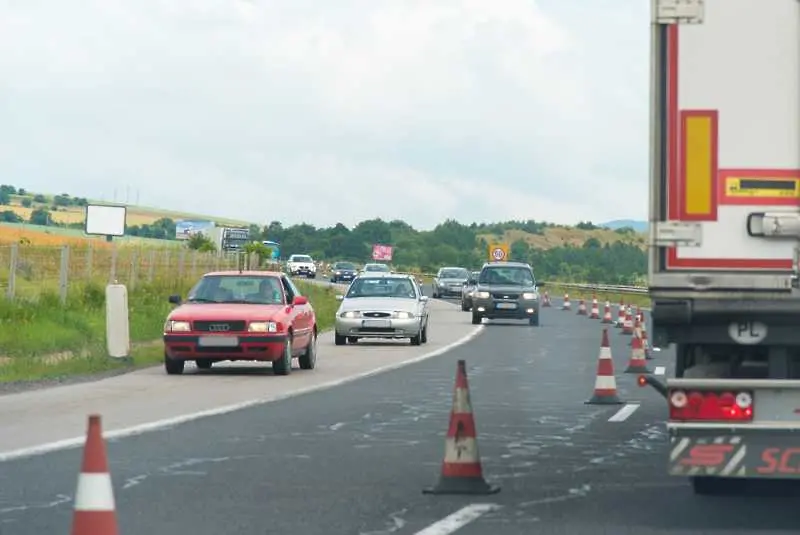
[438,268,468,279]
[345,278,416,298]
[364,264,390,272]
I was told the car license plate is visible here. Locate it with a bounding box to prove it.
[496,302,517,310]
[197,336,239,348]
[363,319,391,328]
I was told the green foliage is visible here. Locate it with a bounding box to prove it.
[186,232,216,252]
[28,207,52,226]
[255,218,646,284]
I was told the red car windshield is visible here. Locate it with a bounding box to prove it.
[187,275,285,305]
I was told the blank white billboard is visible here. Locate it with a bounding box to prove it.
[85,204,127,237]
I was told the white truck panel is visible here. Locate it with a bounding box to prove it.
[667,0,800,271]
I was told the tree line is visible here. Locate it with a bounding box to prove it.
[0,183,646,283]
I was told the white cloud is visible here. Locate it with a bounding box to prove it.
[0,0,650,229]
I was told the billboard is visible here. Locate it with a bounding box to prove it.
[372,244,393,261]
[175,220,215,240]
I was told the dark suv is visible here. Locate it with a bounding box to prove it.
[470,262,543,326]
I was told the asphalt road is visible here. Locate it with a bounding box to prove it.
[1,295,799,534]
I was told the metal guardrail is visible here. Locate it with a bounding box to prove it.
[541,282,648,295]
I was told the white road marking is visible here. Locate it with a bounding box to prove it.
[608,403,640,422]
[0,325,485,463]
[414,504,501,535]
[654,366,666,375]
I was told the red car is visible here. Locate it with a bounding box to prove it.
[162,270,318,376]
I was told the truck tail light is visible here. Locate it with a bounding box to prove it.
[668,389,753,422]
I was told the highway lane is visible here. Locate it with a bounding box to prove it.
[2,298,800,533]
[0,292,477,457]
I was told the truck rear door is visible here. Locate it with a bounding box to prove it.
[651,0,800,293]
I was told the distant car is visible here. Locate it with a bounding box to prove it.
[432,267,470,298]
[330,261,358,284]
[359,263,392,276]
[287,254,317,278]
[460,270,481,311]
[470,262,543,326]
[334,273,429,346]
[162,271,318,375]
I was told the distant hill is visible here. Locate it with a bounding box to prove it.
[599,219,647,232]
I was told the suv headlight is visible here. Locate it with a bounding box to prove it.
[476,291,490,299]
[522,292,537,300]
[248,321,278,333]
[393,311,414,319]
[340,311,362,318]
[165,320,191,332]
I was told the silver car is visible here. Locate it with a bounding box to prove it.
[334,274,430,346]
[432,267,470,298]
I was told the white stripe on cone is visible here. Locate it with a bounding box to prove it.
[74,473,115,511]
[444,437,479,463]
[452,389,472,413]
[598,347,612,359]
[594,375,617,389]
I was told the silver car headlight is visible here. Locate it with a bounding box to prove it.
[475,291,490,298]
[340,310,362,319]
[522,292,537,300]
[393,311,414,319]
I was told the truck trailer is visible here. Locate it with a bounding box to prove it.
[645,0,800,494]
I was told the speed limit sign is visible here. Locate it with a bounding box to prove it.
[487,242,509,262]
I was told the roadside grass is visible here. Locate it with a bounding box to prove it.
[544,283,651,309]
[0,280,341,383]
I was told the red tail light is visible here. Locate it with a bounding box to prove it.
[668,389,754,421]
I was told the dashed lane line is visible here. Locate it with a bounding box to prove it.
[608,403,640,422]
[413,504,502,535]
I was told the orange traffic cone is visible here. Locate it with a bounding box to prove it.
[424,360,499,495]
[542,292,551,307]
[601,302,613,324]
[586,329,623,405]
[621,309,633,335]
[562,293,571,310]
[642,324,653,360]
[616,300,626,327]
[71,415,119,535]
[589,298,600,319]
[577,299,587,316]
[624,331,651,374]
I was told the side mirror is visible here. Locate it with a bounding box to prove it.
[420,295,429,302]
[292,296,309,306]
[168,295,181,304]
[537,281,546,288]
[335,295,344,301]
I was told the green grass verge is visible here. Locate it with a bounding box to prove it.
[544,283,651,309]
[0,280,341,383]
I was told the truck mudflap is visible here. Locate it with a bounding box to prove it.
[669,426,800,479]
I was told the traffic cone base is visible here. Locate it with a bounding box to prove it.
[424,361,499,496]
[624,334,651,374]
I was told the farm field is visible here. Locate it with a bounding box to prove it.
[0,223,182,248]
[4,192,252,228]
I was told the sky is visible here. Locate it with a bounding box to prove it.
[0,0,650,230]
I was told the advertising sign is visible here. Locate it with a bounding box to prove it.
[372,244,393,261]
[175,220,216,240]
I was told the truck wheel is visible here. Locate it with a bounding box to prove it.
[471,312,482,325]
[335,333,346,346]
[410,332,422,346]
[529,315,539,327]
[165,353,185,375]
[273,338,293,376]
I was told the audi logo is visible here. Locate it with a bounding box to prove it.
[208,324,230,332]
